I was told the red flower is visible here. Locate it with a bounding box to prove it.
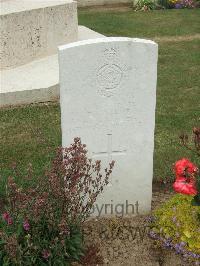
[173,158,198,196]
[173,175,197,196]
[174,158,198,177]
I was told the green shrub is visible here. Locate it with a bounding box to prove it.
[150,194,200,262]
[134,0,157,11]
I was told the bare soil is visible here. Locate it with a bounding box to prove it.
[81,188,198,265]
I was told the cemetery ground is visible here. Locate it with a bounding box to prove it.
[0,8,200,265]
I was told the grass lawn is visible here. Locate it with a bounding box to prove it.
[78,9,200,38]
[0,9,200,197]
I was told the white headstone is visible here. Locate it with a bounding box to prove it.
[59,37,158,216]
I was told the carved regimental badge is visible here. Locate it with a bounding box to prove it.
[96,48,123,97]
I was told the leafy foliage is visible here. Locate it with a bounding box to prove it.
[134,0,157,10]
[150,194,200,263]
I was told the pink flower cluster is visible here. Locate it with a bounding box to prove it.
[42,249,50,260]
[181,0,195,8]
[23,219,30,231]
[174,0,195,8]
[2,212,31,232]
[2,212,13,225]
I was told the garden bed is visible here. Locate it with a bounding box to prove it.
[0,184,198,265]
[80,188,196,265]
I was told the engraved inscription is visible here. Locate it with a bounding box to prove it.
[97,64,123,90]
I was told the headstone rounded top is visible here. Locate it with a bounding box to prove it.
[59,37,158,51]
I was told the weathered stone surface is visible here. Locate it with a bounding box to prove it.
[59,37,158,216]
[0,26,103,107]
[0,0,78,69]
[0,26,105,107]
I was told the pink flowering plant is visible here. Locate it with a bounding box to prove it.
[168,0,195,8]
[0,138,114,265]
[158,0,198,8]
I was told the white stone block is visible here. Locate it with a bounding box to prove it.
[0,0,78,70]
[0,54,59,107]
[59,37,158,216]
[78,25,105,41]
[0,26,105,107]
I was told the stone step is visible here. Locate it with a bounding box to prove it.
[0,0,77,70]
[0,26,105,107]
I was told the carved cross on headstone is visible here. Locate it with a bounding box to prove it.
[92,133,126,184]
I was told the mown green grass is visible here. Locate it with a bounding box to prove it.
[0,9,200,197]
[155,39,200,179]
[78,9,200,38]
[0,104,61,192]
